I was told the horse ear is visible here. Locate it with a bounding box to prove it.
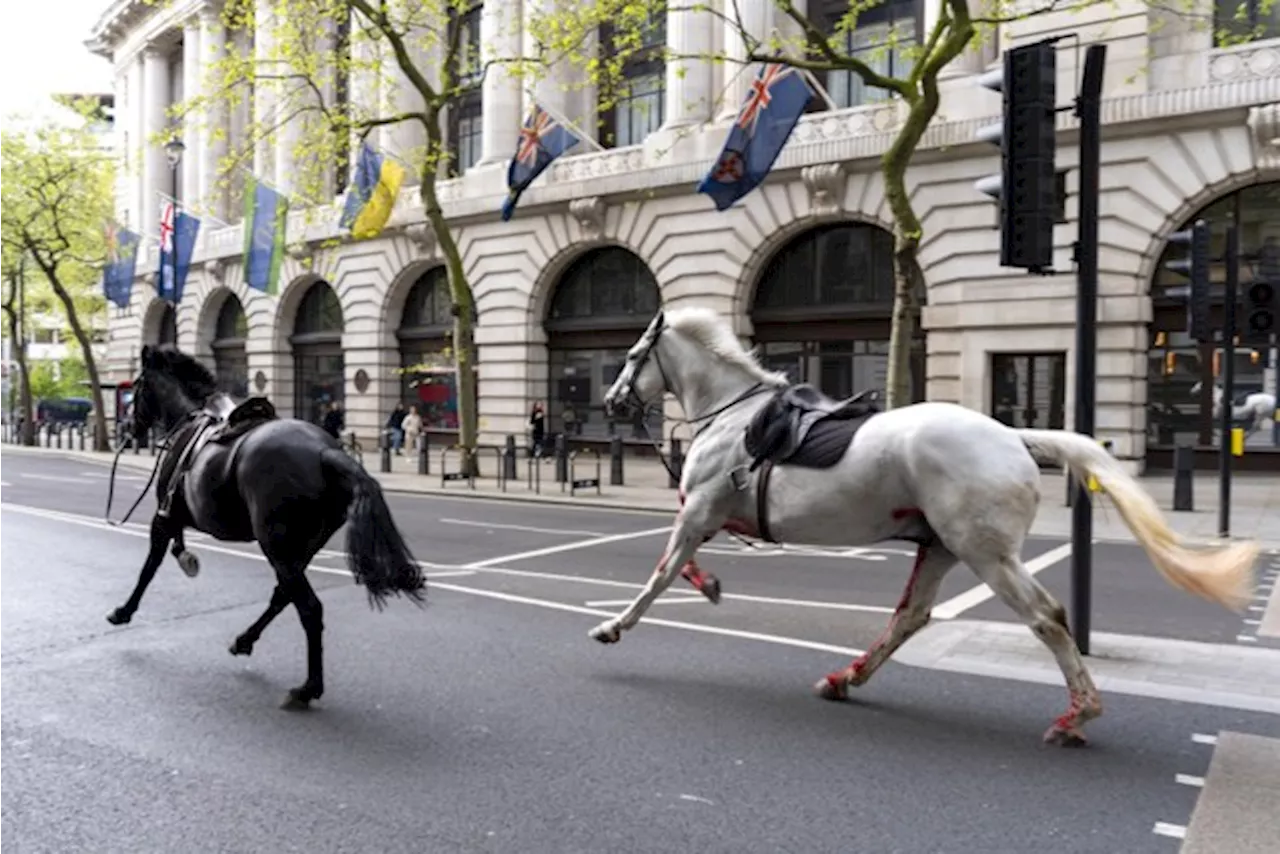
[141,345,154,366]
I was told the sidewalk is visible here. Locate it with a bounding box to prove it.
[4,442,1277,547]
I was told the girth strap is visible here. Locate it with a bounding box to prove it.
[755,459,778,544]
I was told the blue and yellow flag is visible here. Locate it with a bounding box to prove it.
[340,142,405,239]
[242,173,288,296]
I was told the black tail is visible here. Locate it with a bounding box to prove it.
[322,449,425,610]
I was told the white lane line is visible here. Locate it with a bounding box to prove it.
[931,542,1073,620]
[465,526,672,568]
[471,563,895,614]
[1244,619,1261,626]
[1249,605,1266,613]
[0,481,10,487]
[80,472,146,482]
[1151,822,1186,840]
[439,517,605,538]
[20,473,93,484]
[1174,774,1205,788]
[1236,635,1258,643]
[429,579,866,659]
[1192,733,1219,745]
[584,594,707,608]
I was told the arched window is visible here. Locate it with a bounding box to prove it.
[290,281,344,426]
[397,267,471,431]
[751,223,924,402]
[1147,181,1279,464]
[211,294,248,397]
[545,247,662,440]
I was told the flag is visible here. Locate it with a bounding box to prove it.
[155,201,201,304]
[696,64,814,211]
[242,173,289,295]
[501,101,581,222]
[103,222,140,309]
[339,142,406,239]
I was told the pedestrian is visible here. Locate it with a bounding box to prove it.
[385,401,407,456]
[402,404,422,454]
[322,400,344,439]
[529,400,546,458]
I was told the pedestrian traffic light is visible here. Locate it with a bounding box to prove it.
[1164,219,1212,342]
[974,39,1058,273]
[1244,279,1275,342]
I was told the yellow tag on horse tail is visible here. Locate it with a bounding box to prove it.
[1230,428,1245,457]
[1086,438,1111,493]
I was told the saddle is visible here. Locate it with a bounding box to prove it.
[208,396,278,445]
[743,385,880,471]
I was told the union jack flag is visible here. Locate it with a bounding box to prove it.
[159,201,175,255]
[736,64,795,136]
[501,100,581,222]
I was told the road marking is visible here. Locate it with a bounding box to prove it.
[80,472,146,482]
[584,594,707,608]
[429,579,866,659]
[439,517,605,538]
[1192,733,1219,745]
[20,473,93,484]
[1243,619,1261,626]
[469,562,895,614]
[1175,774,1205,788]
[0,481,10,487]
[697,542,918,562]
[465,526,672,568]
[1151,822,1186,840]
[1236,635,1258,643]
[1248,605,1265,613]
[931,542,1073,620]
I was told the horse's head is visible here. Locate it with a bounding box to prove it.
[132,344,219,438]
[604,310,668,420]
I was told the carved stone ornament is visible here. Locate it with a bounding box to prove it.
[203,258,226,282]
[801,163,847,216]
[405,223,437,258]
[1248,103,1280,171]
[353,368,370,394]
[142,272,156,288]
[569,196,607,240]
[287,240,314,263]
[253,370,268,393]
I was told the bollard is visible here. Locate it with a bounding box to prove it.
[668,438,684,488]
[44,424,51,448]
[1172,445,1195,512]
[79,424,86,450]
[503,434,518,481]
[55,423,63,449]
[610,436,625,486]
[555,434,568,484]
[380,430,392,473]
[418,432,430,475]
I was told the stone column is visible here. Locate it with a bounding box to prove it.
[477,0,524,166]
[181,18,203,208]
[200,5,229,220]
[128,55,145,229]
[141,45,171,229]
[521,0,567,123]
[662,0,715,128]
[252,0,276,184]
[718,0,774,120]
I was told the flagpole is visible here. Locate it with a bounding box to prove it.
[156,190,234,230]
[523,91,606,153]
[362,138,418,179]
[798,68,838,111]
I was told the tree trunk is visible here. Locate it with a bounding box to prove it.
[885,237,922,408]
[45,275,111,451]
[419,122,480,476]
[2,294,35,446]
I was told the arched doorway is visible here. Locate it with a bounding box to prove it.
[157,302,177,345]
[545,246,662,440]
[750,223,924,401]
[1148,181,1279,469]
[211,294,249,397]
[290,280,344,426]
[397,266,471,431]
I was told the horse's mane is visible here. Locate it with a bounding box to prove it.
[149,345,219,401]
[663,306,790,387]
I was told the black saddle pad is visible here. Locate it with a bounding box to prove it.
[743,385,879,471]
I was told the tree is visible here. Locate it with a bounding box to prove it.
[189,0,543,468]
[1,107,115,451]
[2,258,35,445]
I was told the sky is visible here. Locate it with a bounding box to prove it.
[0,0,114,122]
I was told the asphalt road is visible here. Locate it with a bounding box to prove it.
[2,448,1277,853]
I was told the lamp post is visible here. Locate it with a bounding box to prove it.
[164,137,185,202]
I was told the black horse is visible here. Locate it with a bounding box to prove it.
[108,344,425,709]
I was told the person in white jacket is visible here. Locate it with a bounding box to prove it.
[401,405,423,453]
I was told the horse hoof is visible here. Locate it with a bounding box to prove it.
[280,689,313,711]
[228,637,254,656]
[1043,725,1089,748]
[589,623,621,644]
[701,574,722,605]
[106,608,131,626]
[177,550,200,578]
[814,676,848,702]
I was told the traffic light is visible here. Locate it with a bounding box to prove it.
[1164,219,1212,342]
[1244,279,1275,343]
[974,39,1058,273]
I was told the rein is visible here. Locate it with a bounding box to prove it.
[103,411,198,528]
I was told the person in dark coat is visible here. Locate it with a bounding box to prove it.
[529,400,546,458]
[322,401,345,438]
[385,402,407,455]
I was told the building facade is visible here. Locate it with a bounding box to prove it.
[87,0,1280,471]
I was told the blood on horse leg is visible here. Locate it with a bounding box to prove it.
[680,561,721,604]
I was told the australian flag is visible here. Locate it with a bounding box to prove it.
[156,200,200,304]
[697,64,814,211]
[501,101,581,222]
[102,222,140,310]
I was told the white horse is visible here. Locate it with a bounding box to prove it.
[1189,381,1278,438]
[594,307,1258,746]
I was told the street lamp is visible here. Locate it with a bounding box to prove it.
[164,136,185,200]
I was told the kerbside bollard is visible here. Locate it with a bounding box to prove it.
[503,434,518,480]
[1172,445,1195,512]
[610,436,625,486]
[668,438,684,488]
[380,431,392,473]
[55,423,63,449]
[555,434,568,484]
[417,433,429,475]
[79,424,86,450]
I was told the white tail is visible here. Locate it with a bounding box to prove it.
[1018,429,1258,612]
